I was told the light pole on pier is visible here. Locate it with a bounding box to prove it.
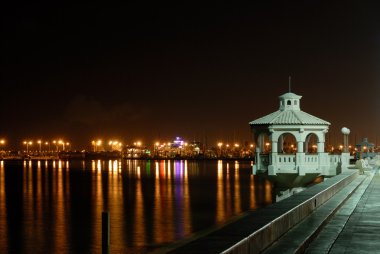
[341,127,350,153]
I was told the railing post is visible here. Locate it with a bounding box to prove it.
[102,211,110,254]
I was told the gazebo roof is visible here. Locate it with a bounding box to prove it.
[249,92,330,126]
[249,109,330,125]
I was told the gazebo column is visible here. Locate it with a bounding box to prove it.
[297,141,304,152]
[296,140,305,175]
[258,134,265,153]
[317,142,324,153]
[270,141,278,171]
[271,141,278,153]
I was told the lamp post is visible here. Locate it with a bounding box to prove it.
[0,139,5,152]
[45,142,50,152]
[217,142,223,157]
[341,127,350,153]
[97,140,102,152]
[24,141,32,153]
[250,144,254,157]
[58,140,65,151]
[37,140,42,153]
[53,140,57,152]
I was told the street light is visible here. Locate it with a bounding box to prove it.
[97,140,102,151]
[45,142,50,152]
[58,140,63,151]
[0,139,5,152]
[53,140,57,152]
[23,141,32,153]
[218,142,223,157]
[37,140,42,152]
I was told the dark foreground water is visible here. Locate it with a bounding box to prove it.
[0,159,273,253]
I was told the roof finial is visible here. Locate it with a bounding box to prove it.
[288,76,291,93]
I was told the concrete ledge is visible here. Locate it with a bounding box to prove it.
[168,170,359,254]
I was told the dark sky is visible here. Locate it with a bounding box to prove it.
[2,1,380,149]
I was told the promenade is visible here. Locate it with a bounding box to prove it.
[164,167,380,254]
[265,168,380,254]
[307,169,380,253]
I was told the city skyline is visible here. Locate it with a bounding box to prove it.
[2,2,380,148]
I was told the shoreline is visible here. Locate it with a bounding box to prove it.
[0,157,254,162]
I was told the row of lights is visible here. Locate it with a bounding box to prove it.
[217,143,254,148]
[22,140,70,152]
[91,140,125,152]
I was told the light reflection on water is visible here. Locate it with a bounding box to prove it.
[0,159,273,253]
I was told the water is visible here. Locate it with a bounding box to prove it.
[0,159,273,253]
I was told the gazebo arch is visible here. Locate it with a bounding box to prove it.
[256,132,271,153]
[278,133,297,154]
[305,133,319,154]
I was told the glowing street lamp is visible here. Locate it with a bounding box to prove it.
[45,142,50,152]
[217,142,223,157]
[37,140,42,152]
[53,140,58,152]
[58,140,64,151]
[93,140,102,152]
[0,139,5,151]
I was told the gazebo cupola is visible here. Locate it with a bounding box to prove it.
[279,92,302,111]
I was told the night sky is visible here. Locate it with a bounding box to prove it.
[2,2,380,149]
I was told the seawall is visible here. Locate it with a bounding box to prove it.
[166,169,359,254]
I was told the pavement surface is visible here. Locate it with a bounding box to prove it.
[307,169,380,254]
[264,169,380,254]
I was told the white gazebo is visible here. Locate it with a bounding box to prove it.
[250,92,345,184]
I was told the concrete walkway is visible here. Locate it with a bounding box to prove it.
[264,169,380,254]
[307,169,380,254]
